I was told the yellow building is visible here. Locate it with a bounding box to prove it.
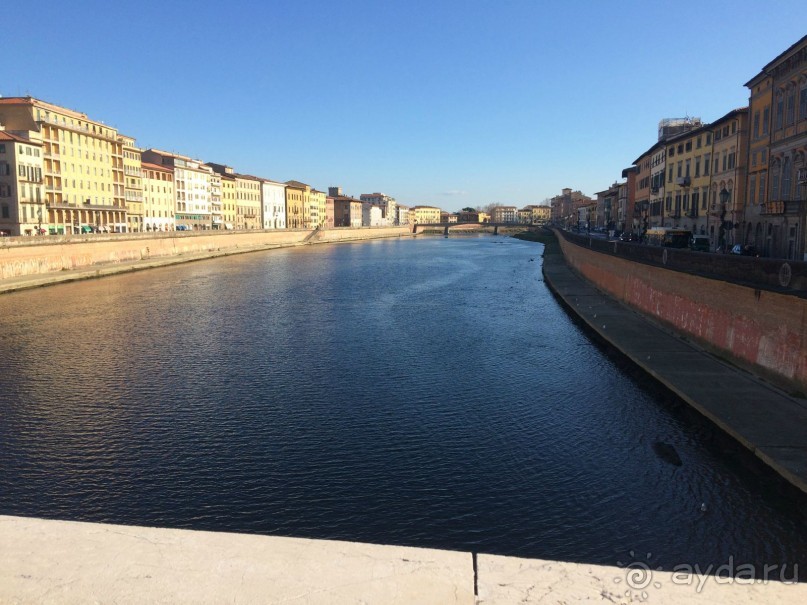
[141,161,175,231]
[219,172,237,228]
[235,174,261,230]
[663,124,713,235]
[120,135,143,232]
[285,181,310,229]
[0,129,45,236]
[310,189,326,228]
[0,97,126,233]
[409,205,442,224]
[709,108,749,251]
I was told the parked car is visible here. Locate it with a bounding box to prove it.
[619,231,639,242]
[730,244,759,257]
[689,235,710,252]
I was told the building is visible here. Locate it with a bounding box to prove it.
[619,167,637,233]
[219,171,237,229]
[490,206,517,223]
[363,201,384,226]
[517,204,550,224]
[458,210,481,223]
[209,171,222,229]
[324,196,334,229]
[360,192,397,225]
[310,189,326,228]
[594,184,620,231]
[709,108,749,251]
[143,149,213,230]
[141,161,175,231]
[409,205,442,224]
[120,135,143,232]
[235,174,261,230]
[0,129,45,236]
[661,123,712,235]
[632,141,663,232]
[331,192,363,227]
[0,96,127,233]
[396,204,409,226]
[550,188,592,228]
[261,179,286,229]
[285,181,308,229]
[745,35,807,259]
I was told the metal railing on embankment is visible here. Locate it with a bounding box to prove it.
[556,229,807,296]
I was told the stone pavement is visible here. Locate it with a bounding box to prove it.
[2,515,806,604]
[541,240,807,495]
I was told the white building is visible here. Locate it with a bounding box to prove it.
[362,202,384,226]
[491,206,517,223]
[142,149,212,230]
[261,179,287,229]
[396,204,409,225]
[360,192,397,225]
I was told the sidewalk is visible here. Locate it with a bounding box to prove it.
[541,238,807,495]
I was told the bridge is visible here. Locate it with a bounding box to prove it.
[411,222,540,235]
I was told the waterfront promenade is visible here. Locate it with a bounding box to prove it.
[541,232,807,495]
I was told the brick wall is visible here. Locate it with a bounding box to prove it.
[556,232,807,392]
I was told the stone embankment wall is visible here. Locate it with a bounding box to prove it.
[555,232,807,392]
[0,227,410,280]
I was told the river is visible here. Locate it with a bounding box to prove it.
[0,235,805,570]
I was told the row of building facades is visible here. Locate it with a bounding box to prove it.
[551,35,807,260]
[0,96,482,236]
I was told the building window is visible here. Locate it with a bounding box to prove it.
[763,107,770,134]
[1,203,9,218]
[704,154,710,175]
[782,157,792,201]
[786,87,796,125]
[759,173,766,203]
[750,176,757,205]
[776,94,784,129]
[800,83,807,121]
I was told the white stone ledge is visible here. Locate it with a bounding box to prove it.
[2,515,805,604]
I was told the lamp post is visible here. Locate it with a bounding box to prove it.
[718,187,730,252]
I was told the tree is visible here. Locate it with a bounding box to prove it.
[461,207,476,213]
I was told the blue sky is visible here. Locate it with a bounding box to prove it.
[3,1,804,211]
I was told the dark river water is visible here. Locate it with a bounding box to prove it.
[1,235,806,569]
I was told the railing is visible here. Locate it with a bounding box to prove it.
[556,228,807,294]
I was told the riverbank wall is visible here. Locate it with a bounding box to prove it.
[0,227,411,292]
[553,229,807,394]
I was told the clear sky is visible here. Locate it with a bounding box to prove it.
[3,1,804,211]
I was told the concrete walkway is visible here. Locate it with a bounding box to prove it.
[2,515,805,604]
[542,237,807,495]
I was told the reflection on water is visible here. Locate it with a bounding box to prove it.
[0,236,805,569]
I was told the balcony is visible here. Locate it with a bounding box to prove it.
[676,177,691,187]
